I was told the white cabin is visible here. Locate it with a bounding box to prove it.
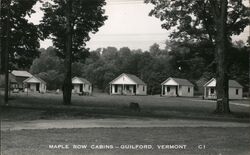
[23,76,47,93]
[161,77,194,97]
[72,77,92,95]
[109,73,147,95]
[203,78,243,99]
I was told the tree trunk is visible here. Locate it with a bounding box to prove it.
[248,41,250,97]
[214,0,230,113]
[0,0,2,73]
[62,0,72,105]
[4,0,11,105]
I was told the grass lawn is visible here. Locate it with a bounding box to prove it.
[1,92,250,155]
[1,127,250,155]
[1,92,250,121]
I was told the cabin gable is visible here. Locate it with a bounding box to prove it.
[112,74,136,85]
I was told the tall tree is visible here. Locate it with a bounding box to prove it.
[40,0,107,105]
[248,37,250,96]
[149,43,161,56]
[1,0,39,104]
[0,0,2,73]
[145,0,250,113]
[211,0,229,112]
[1,0,10,104]
[63,0,73,105]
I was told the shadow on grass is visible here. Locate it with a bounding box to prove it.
[1,93,250,122]
[1,104,250,123]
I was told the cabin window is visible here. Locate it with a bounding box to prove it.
[236,89,239,95]
[143,86,145,91]
[126,85,129,90]
[188,87,190,93]
[211,88,214,94]
[115,85,118,93]
[167,87,170,92]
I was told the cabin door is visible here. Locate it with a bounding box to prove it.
[133,85,136,94]
[36,83,40,91]
[175,86,178,96]
[115,85,118,93]
[80,84,83,92]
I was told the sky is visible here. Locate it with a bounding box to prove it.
[30,0,249,51]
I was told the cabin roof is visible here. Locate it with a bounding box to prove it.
[110,73,146,85]
[162,77,194,86]
[23,76,46,84]
[72,77,91,85]
[203,78,243,88]
[11,70,33,77]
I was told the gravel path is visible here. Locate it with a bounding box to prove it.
[2,118,250,131]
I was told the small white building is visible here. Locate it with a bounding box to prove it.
[203,78,243,99]
[109,73,147,95]
[23,76,47,93]
[72,77,92,95]
[161,77,194,97]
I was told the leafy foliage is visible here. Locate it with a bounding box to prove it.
[81,43,247,94]
[145,0,250,42]
[145,0,250,113]
[30,47,88,90]
[31,42,248,95]
[30,47,64,90]
[0,0,40,70]
[39,0,107,62]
